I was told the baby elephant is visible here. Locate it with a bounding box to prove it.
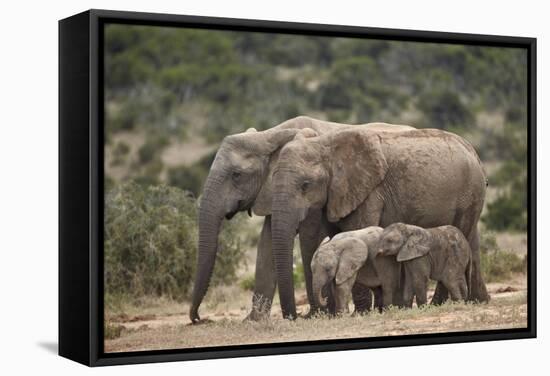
[377,223,472,307]
[311,227,401,314]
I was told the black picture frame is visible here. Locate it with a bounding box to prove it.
[59,9,537,367]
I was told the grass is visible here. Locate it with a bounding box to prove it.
[104,292,527,353]
[103,228,528,353]
[104,322,125,340]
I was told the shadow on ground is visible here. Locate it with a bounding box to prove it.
[37,342,58,354]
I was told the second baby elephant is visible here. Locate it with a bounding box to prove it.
[311,227,402,314]
[377,223,472,307]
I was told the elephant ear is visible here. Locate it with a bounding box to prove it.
[335,239,368,285]
[252,148,279,216]
[252,128,301,216]
[397,229,431,262]
[327,129,388,222]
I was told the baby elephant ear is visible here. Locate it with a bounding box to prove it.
[335,239,368,285]
[397,229,430,262]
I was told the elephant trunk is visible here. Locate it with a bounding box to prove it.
[313,278,328,308]
[271,193,299,320]
[189,177,224,323]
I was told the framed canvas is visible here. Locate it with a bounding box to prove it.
[59,9,536,366]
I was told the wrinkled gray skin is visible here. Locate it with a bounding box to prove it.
[271,126,488,319]
[377,223,472,306]
[311,227,402,314]
[189,116,414,323]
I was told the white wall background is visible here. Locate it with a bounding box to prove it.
[0,0,546,374]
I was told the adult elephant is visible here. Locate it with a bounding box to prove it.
[189,116,414,323]
[270,126,489,319]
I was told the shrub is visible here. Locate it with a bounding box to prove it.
[482,122,527,232]
[293,262,305,289]
[110,141,130,167]
[167,165,207,198]
[138,134,169,164]
[239,274,255,291]
[481,250,526,283]
[104,322,125,339]
[167,150,217,197]
[482,191,527,232]
[104,182,246,302]
[479,230,526,282]
[417,89,474,130]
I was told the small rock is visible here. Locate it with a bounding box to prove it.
[496,286,518,293]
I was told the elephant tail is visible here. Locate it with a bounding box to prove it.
[466,253,472,298]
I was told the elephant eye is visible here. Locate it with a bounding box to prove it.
[232,171,241,182]
[301,180,311,193]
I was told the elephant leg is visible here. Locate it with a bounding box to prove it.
[245,217,276,321]
[459,278,468,301]
[431,282,449,305]
[381,285,394,309]
[335,281,354,314]
[414,279,428,307]
[373,286,384,312]
[467,227,490,303]
[447,282,463,302]
[393,264,406,308]
[352,283,372,314]
[402,268,414,309]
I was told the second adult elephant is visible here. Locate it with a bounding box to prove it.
[271,127,489,319]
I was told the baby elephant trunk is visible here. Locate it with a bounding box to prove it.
[313,273,331,308]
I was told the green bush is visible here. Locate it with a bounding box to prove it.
[167,151,217,197]
[104,182,246,302]
[482,122,527,232]
[479,230,498,254]
[104,322,125,339]
[239,274,255,291]
[293,262,305,289]
[138,134,169,164]
[482,191,527,232]
[167,165,207,197]
[104,26,529,228]
[479,230,526,282]
[110,141,130,167]
[480,250,526,283]
[417,89,474,130]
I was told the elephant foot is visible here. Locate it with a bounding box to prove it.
[188,318,214,326]
[430,283,449,305]
[300,306,328,319]
[243,309,270,322]
[351,309,370,317]
[244,293,272,322]
[468,280,490,303]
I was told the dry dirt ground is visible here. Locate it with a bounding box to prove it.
[104,275,527,353]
